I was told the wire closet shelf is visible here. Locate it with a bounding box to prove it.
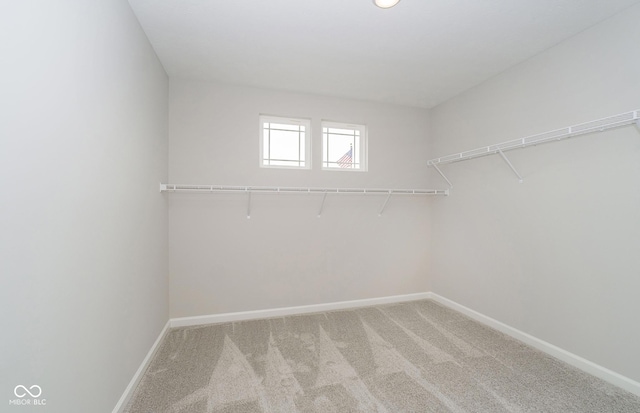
[160,184,449,218]
[427,109,640,187]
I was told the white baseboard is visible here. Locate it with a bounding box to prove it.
[112,320,171,413]
[429,292,640,397]
[170,292,431,328]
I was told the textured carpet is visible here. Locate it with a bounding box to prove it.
[125,300,640,412]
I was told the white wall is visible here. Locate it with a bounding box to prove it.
[0,1,168,412]
[169,80,432,317]
[428,4,640,382]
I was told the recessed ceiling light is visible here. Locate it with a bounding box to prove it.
[374,0,401,9]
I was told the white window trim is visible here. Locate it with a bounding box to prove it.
[259,115,312,170]
[321,120,368,172]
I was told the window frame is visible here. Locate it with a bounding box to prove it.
[259,115,312,170]
[321,121,368,171]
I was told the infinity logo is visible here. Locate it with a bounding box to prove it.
[14,385,42,398]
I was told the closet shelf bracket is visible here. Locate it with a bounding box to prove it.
[378,191,393,216]
[497,149,523,183]
[246,189,252,219]
[430,162,453,188]
[317,191,328,218]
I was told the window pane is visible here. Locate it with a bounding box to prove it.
[326,136,358,164]
[327,127,356,136]
[269,122,301,132]
[269,129,300,161]
[269,160,301,167]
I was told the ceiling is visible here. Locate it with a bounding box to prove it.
[128,0,639,108]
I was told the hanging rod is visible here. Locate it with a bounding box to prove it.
[427,109,640,169]
[160,184,449,196]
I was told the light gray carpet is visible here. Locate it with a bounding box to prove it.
[125,300,640,412]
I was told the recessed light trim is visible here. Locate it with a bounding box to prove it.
[374,0,401,9]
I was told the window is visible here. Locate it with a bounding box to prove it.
[260,115,311,169]
[322,121,367,170]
